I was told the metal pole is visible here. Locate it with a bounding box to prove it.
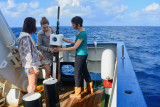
[56,6,60,34]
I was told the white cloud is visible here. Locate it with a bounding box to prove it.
[44,6,57,17]
[130,11,139,18]
[8,0,92,20]
[138,2,160,21]
[0,2,5,8]
[98,0,112,8]
[113,14,124,20]
[0,0,15,9]
[7,0,15,9]
[94,0,128,15]
[58,0,71,8]
[107,4,128,15]
[0,0,41,18]
[72,0,80,7]
[113,2,160,26]
[1,0,160,26]
[29,2,39,8]
[56,0,92,17]
[116,5,128,13]
[0,0,92,26]
[142,2,160,12]
[128,2,160,19]
[0,0,28,17]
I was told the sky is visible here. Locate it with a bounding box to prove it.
[0,0,160,27]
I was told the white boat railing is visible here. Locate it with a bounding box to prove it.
[108,60,117,107]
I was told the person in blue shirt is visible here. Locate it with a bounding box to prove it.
[56,16,93,99]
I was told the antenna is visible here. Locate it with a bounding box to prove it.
[56,6,60,34]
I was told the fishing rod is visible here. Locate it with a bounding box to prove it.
[56,6,60,34]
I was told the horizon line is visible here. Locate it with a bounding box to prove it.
[10,25,160,28]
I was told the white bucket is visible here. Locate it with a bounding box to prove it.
[5,88,23,106]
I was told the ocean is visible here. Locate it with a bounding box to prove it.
[12,26,160,107]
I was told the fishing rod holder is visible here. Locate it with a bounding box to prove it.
[121,45,125,59]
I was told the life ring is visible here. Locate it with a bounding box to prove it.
[103,80,113,88]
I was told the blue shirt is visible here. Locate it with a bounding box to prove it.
[75,30,88,55]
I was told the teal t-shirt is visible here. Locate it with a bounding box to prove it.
[75,30,88,55]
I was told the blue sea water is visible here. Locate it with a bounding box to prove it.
[12,26,160,107]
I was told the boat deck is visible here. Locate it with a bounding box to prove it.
[43,88,104,107]
[2,80,105,107]
[3,88,104,107]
